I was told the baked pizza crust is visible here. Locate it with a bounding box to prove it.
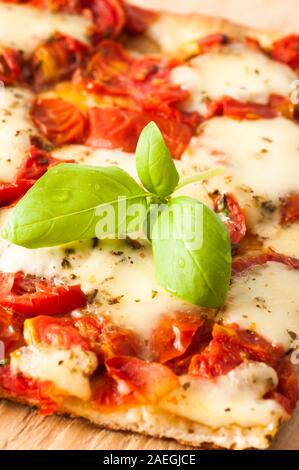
[0,392,279,450]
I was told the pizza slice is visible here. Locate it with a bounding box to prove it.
[0,0,298,450]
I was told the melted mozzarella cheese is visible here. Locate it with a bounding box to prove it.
[0,87,35,183]
[11,345,98,400]
[171,45,296,114]
[268,223,299,259]
[218,262,299,350]
[0,3,91,55]
[160,362,286,428]
[182,117,299,235]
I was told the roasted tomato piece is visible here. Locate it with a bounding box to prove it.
[83,42,188,109]
[0,180,32,208]
[206,95,293,120]
[197,33,230,54]
[0,307,23,355]
[128,56,188,110]
[232,249,299,275]
[272,35,299,70]
[213,192,246,245]
[122,1,157,34]
[150,311,210,364]
[189,323,284,378]
[0,365,57,415]
[0,145,73,207]
[31,34,88,87]
[0,271,86,316]
[274,358,298,412]
[23,315,92,349]
[87,0,126,42]
[31,97,87,146]
[93,355,179,411]
[0,47,23,85]
[281,194,299,225]
[84,40,132,95]
[19,145,69,180]
[86,106,194,158]
[98,326,140,360]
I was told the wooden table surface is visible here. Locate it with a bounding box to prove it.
[1,0,299,450]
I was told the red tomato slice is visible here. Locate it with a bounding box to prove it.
[103,355,179,404]
[84,40,132,95]
[197,33,230,53]
[189,323,284,378]
[94,356,179,412]
[122,1,157,34]
[87,0,126,42]
[272,35,299,70]
[0,180,32,207]
[206,95,293,120]
[86,106,194,159]
[213,193,247,245]
[232,249,299,275]
[273,358,298,412]
[0,365,57,415]
[98,326,140,360]
[31,33,88,87]
[24,315,92,350]
[0,145,73,208]
[281,194,299,225]
[31,97,87,146]
[0,307,23,355]
[150,311,210,364]
[0,47,22,85]
[0,271,86,316]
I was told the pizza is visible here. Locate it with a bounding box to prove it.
[0,0,299,451]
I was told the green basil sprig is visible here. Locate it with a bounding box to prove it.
[2,122,231,308]
[136,122,179,198]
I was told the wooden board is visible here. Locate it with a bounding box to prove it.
[1,0,299,451]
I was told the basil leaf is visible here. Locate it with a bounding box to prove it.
[152,196,231,308]
[136,121,179,198]
[3,163,148,248]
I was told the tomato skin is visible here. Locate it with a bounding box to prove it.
[31,98,87,146]
[0,145,73,208]
[206,95,293,120]
[86,106,195,159]
[189,323,284,378]
[281,194,299,225]
[213,193,246,245]
[0,271,86,316]
[275,358,298,412]
[85,0,126,42]
[0,365,57,415]
[197,33,230,53]
[94,355,179,411]
[122,1,156,34]
[0,48,22,85]
[272,35,299,70]
[0,180,32,208]
[232,249,299,275]
[0,307,23,355]
[24,315,92,349]
[150,311,210,364]
[31,34,88,87]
